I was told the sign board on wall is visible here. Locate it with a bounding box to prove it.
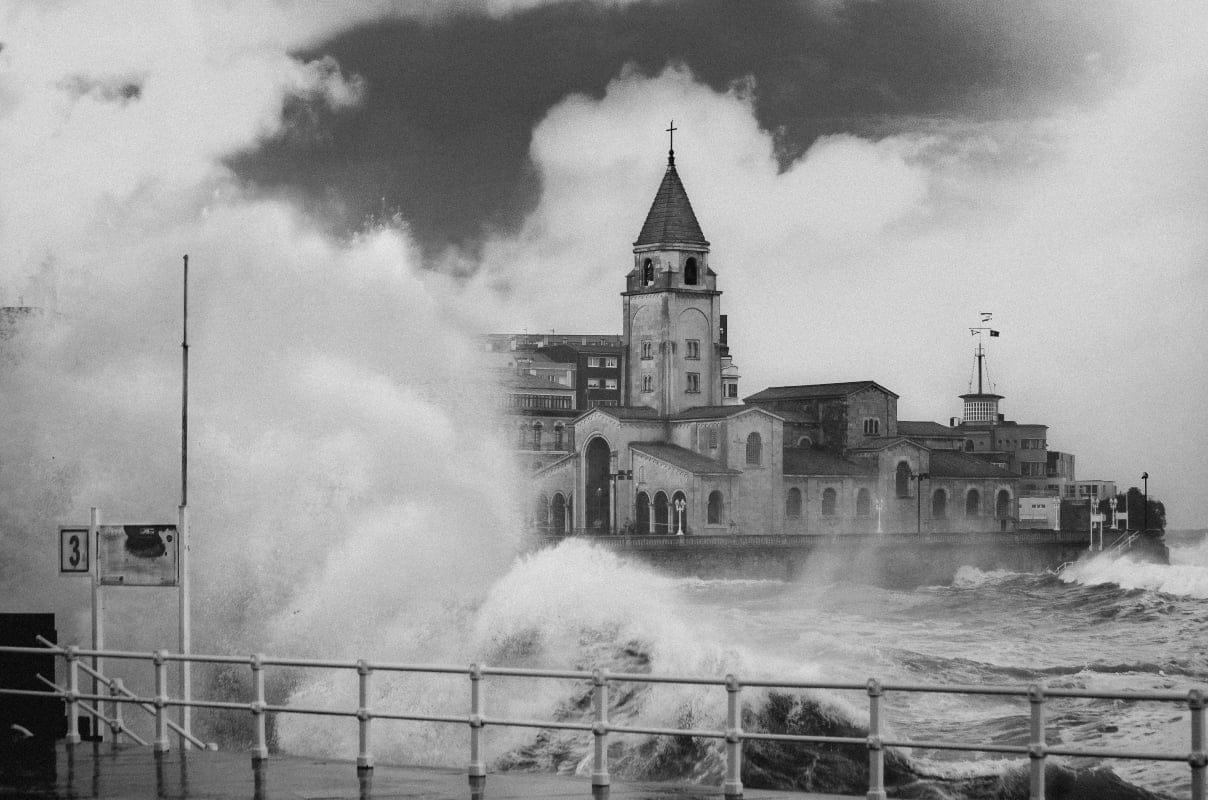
[59,526,91,573]
[97,525,178,586]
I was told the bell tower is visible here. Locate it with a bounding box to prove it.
[622,127,724,415]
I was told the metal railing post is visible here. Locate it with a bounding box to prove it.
[723,674,743,800]
[356,660,374,770]
[153,650,170,753]
[65,646,81,744]
[1028,684,1046,800]
[591,669,610,800]
[468,663,486,797]
[866,679,886,800]
[250,654,268,763]
[1190,688,1206,800]
[110,678,125,747]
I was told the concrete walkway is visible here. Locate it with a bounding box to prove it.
[0,742,861,800]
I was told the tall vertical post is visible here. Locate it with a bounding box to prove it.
[153,650,170,753]
[89,507,103,740]
[1190,689,1205,800]
[356,661,373,770]
[179,255,192,746]
[1028,685,1046,800]
[65,646,81,744]
[591,669,610,800]
[468,664,486,797]
[866,679,886,800]
[110,679,125,748]
[250,654,268,762]
[1142,472,1148,534]
[723,675,743,800]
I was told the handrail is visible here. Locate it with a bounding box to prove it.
[1,643,1203,800]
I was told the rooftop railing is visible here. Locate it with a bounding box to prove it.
[1,640,1203,800]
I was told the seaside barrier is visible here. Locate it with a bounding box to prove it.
[1,640,1204,800]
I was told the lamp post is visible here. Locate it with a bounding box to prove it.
[674,497,686,536]
[1142,471,1148,534]
[913,472,930,534]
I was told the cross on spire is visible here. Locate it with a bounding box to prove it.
[666,120,677,164]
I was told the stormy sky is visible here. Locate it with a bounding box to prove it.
[1,0,1205,558]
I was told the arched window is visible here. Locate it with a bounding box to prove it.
[932,489,948,518]
[551,493,566,533]
[786,487,802,518]
[822,488,837,517]
[707,491,723,524]
[856,488,871,517]
[684,257,699,285]
[996,489,1011,518]
[863,418,880,435]
[635,492,650,533]
[965,439,975,452]
[532,422,542,450]
[966,488,981,516]
[896,462,911,498]
[653,492,669,534]
[554,424,564,450]
[746,432,762,465]
[642,374,653,393]
[643,258,654,285]
[797,437,812,448]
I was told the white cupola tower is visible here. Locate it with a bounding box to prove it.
[622,137,725,415]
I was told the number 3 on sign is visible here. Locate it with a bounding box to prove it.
[59,527,91,574]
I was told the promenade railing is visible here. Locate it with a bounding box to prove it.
[1,640,1204,800]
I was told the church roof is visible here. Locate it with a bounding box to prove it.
[898,420,961,438]
[928,450,1018,479]
[669,404,782,421]
[633,155,709,249]
[588,406,663,421]
[783,448,874,477]
[631,442,739,475]
[745,381,899,402]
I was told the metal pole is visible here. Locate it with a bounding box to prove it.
[723,675,743,800]
[89,507,103,741]
[110,679,125,749]
[866,679,886,800]
[251,654,268,762]
[65,646,81,744]
[1142,472,1148,534]
[357,660,373,770]
[591,669,610,800]
[1028,684,1046,800]
[1190,688,1205,800]
[179,254,192,747]
[153,650,170,753]
[468,663,486,797]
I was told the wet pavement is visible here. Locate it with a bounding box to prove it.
[0,741,860,799]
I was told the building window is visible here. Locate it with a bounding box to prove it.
[707,491,723,524]
[708,428,718,449]
[642,375,653,393]
[996,489,1011,518]
[605,378,618,390]
[605,357,617,368]
[686,372,700,393]
[532,422,542,450]
[822,488,837,517]
[932,489,947,518]
[641,340,653,359]
[587,357,601,368]
[786,487,802,518]
[746,432,762,465]
[863,418,880,435]
[896,462,911,498]
[517,425,526,448]
[965,439,975,451]
[554,425,564,450]
[643,258,654,285]
[856,488,871,517]
[587,378,601,389]
[685,257,698,285]
[966,488,981,516]
[686,339,700,359]
[725,384,738,398]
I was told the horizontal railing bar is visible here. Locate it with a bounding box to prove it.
[1044,746,1195,762]
[482,717,594,732]
[741,679,867,690]
[369,712,470,725]
[263,705,355,718]
[742,731,868,746]
[362,663,472,675]
[481,666,595,680]
[606,674,726,686]
[1042,688,1192,702]
[608,723,726,739]
[0,688,61,698]
[885,738,1028,754]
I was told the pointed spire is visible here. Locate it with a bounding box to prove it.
[634,134,709,249]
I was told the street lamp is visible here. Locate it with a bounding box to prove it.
[1142,471,1148,534]
[912,472,930,534]
[674,497,686,536]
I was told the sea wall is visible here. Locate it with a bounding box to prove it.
[537,531,1095,586]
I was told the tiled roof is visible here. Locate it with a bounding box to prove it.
[744,381,899,402]
[590,406,663,421]
[633,158,709,249]
[631,442,739,475]
[501,372,575,391]
[928,450,1019,479]
[669,404,772,421]
[898,421,961,437]
[782,448,874,477]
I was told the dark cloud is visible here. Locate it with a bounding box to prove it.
[227,0,1128,260]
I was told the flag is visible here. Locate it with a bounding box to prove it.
[990,330,1000,337]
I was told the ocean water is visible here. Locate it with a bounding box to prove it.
[271,532,1208,799]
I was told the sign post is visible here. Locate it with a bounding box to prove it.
[90,508,103,738]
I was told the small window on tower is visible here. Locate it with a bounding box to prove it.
[642,375,653,393]
[863,418,880,435]
[641,340,653,360]
[686,339,700,359]
[686,372,700,393]
[684,257,699,285]
[643,259,654,285]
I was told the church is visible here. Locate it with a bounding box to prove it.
[526,143,1020,537]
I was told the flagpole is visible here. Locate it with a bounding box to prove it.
[179,254,192,746]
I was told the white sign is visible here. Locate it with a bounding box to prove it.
[59,526,91,573]
[98,525,178,586]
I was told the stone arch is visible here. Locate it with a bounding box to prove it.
[635,491,650,534]
[896,461,912,498]
[551,493,567,533]
[746,432,763,465]
[822,487,838,517]
[642,258,654,285]
[653,491,669,534]
[707,490,723,524]
[585,436,612,531]
[786,486,802,518]
[996,488,1012,518]
[966,488,981,516]
[684,256,699,285]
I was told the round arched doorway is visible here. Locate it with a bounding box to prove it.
[585,437,612,531]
